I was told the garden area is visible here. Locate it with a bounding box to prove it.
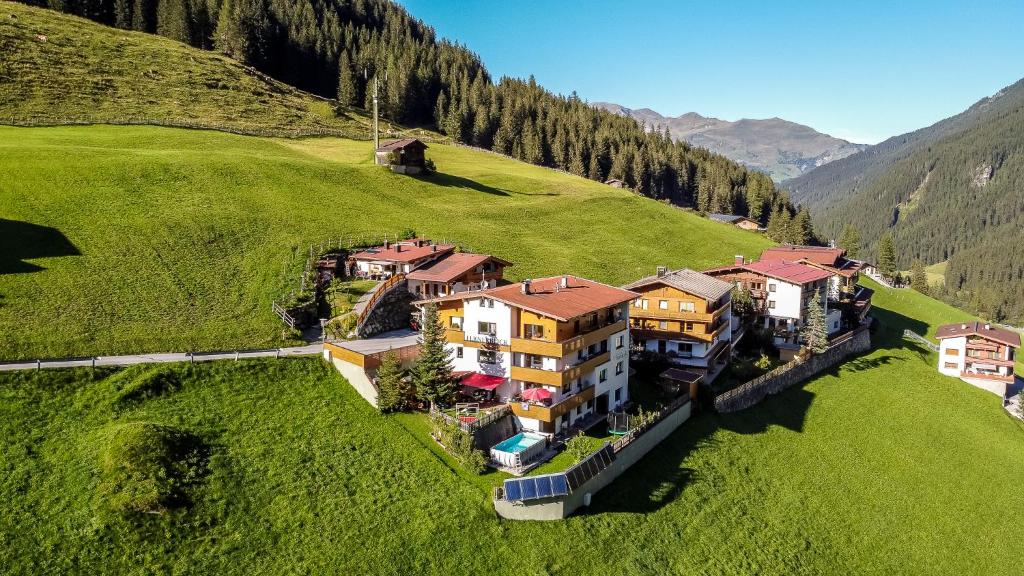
[322,278,378,339]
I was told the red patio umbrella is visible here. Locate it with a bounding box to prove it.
[521,387,552,402]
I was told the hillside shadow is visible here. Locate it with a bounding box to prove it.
[0,219,81,274]
[419,172,511,196]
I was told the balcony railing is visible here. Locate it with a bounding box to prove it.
[510,319,626,357]
[509,385,596,422]
[510,351,611,387]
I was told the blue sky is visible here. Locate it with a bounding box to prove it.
[397,1,1024,144]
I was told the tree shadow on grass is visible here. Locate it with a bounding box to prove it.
[0,219,80,274]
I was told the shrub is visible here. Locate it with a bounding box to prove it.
[375,350,412,412]
[430,414,486,474]
[564,432,592,464]
[96,422,208,516]
[754,354,774,371]
[423,158,436,174]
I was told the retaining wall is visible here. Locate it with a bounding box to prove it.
[474,413,519,451]
[357,287,416,338]
[714,326,871,413]
[493,400,693,521]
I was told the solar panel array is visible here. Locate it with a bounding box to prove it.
[502,474,570,502]
[565,444,615,490]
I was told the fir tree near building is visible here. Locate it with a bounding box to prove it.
[414,304,456,407]
[910,259,929,295]
[877,232,897,281]
[375,349,410,413]
[804,289,829,354]
[837,224,861,259]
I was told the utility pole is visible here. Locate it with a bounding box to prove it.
[372,73,380,151]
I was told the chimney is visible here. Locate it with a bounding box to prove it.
[984,323,991,330]
[522,279,531,295]
[961,323,967,330]
[395,244,402,253]
[431,245,437,252]
[656,266,668,278]
[735,255,744,266]
[561,275,569,288]
[383,238,390,249]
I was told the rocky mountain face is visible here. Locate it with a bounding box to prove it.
[593,102,868,181]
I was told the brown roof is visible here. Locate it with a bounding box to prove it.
[349,240,454,264]
[935,321,1021,348]
[406,253,512,283]
[742,260,833,285]
[623,268,733,301]
[418,275,638,321]
[376,138,428,152]
[760,245,846,267]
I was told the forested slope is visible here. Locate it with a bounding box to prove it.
[785,78,1024,323]
[5,0,802,224]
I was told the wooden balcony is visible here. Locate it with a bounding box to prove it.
[509,385,596,422]
[510,351,610,386]
[510,320,626,357]
[444,329,465,345]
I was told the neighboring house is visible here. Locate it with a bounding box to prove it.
[760,245,873,324]
[708,213,761,231]
[622,267,734,375]
[407,253,511,298]
[936,321,1020,395]
[322,330,422,406]
[418,275,637,435]
[704,257,840,343]
[375,138,428,174]
[604,178,625,188]
[347,238,454,278]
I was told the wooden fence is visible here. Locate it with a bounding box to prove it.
[903,329,939,352]
[431,404,512,433]
[356,272,407,328]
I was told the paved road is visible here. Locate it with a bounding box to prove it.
[0,343,324,372]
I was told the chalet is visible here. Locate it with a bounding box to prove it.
[347,238,454,279]
[622,267,734,376]
[759,245,872,323]
[604,178,625,188]
[708,213,762,231]
[418,275,637,435]
[375,138,428,174]
[406,253,512,298]
[936,321,1020,394]
[704,256,841,344]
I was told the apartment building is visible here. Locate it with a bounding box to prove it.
[420,275,637,435]
[622,267,734,374]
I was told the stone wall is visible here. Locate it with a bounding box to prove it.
[473,413,519,451]
[714,326,871,413]
[357,285,415,338]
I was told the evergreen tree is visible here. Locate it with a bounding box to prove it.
[877,232,897,280]
[804,289,829,354]
[375,349,410,412]
[837,224,861,258]
[910,259,929,294]
[156,0,190,44]
[791,207,814,245]
[414,304,456,407]
[336,51,358,107]
[114,0,131,29]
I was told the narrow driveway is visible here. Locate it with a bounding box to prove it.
[0,343,323,372]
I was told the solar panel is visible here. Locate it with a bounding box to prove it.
[521,477,538,500]
[550,475,569,496]
[503,479,522,501]
[535,476,553,499]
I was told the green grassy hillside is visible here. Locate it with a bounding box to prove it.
[0,125,772,359]
[1,285,1021,575]
[0,1,397,136]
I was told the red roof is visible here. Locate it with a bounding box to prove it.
[460,373,506,390]
[935,321,1021,348]
[349,241,455,264]
[417,275,638,321]
[761,245,846,267]
[743,260,833,285]
[406,253,511,283]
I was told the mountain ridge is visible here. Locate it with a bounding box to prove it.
[593,102,868,181]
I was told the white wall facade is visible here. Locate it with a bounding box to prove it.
[764,279,803,321]
[937,336,966,377]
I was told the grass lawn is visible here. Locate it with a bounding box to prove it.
[2,284,1023,575]
[0,125,771,359]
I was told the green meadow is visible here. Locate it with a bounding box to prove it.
[0,125,771,359]
[2,283,1022,575]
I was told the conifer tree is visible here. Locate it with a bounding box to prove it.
[336,51,358,107]
[156,0,191,44]
[910,259,929,294]
[877,232,897,281]
[792,207,814,245]
[375,349,410,412]
[415,304,456,407]
[837,224,861,258]
[114,0,131,29]
[804,289,829,354]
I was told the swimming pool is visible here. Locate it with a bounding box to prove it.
[490,432,547,468]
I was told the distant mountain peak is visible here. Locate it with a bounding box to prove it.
[592,102,866,181]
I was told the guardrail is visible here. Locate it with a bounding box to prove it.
[0,345,323,372]
[903,329,939,352]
